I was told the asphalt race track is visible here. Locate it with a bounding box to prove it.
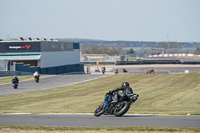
[0,113,199,128]
[0,74,108,95]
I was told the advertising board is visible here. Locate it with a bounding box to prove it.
[0,42,41,52]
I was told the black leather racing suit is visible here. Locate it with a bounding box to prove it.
[109,87,133,102]
[12,77,19,84]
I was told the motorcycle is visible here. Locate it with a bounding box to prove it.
[94,92,139,117]
[12,83,18,89]
[102,69,105,74]
[34,76,39,83]
[95,69,100,72]
[102,67,106,74]
[123,68,128,73]
[115,69,119,74]
[149,69,154,74]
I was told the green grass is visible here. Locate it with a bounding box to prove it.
[0,125,200,132]
[0,72,200,115]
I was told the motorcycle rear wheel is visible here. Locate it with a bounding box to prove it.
[114,101,130,117]
[94,102,104,117]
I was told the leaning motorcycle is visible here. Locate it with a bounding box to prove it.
[115,69,119,74]
[94,92,139,117]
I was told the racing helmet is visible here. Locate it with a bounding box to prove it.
[121,82,129,89]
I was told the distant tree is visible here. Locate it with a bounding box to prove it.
[90,45,100,54]
[110,44,124,55]
[127,47,134,54]
[100,45,110,55]
[153,42,181,49]
[81,44,89,54]
[81,44,125,55]
[194,48,200,55]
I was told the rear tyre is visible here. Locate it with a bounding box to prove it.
[114,101,130,117]
[94,102,104,117]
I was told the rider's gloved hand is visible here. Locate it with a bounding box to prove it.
[108,90,112,94]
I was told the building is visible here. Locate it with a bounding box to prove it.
[0,38,84,74]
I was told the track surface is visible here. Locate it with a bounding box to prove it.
[0,113,199,128]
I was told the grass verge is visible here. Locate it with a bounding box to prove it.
[0,125,200,132]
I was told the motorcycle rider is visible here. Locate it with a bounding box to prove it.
[109,82,133,103]
[101,66,106,74]
[33,71,40,81]
[33,71,40,78]
[103,82,133,111]
[95,67,100,72]
[114,68,118,74]
[12,75,19,84]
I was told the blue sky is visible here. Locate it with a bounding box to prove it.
[0,0,200,42]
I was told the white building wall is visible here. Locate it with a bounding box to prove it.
[40,50,80,68]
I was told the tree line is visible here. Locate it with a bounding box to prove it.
[81,44,125,55]
[80,41,200,56]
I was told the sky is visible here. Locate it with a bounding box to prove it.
[0,0,200,42]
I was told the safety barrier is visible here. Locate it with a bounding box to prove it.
[116,60,200,65]
[148,54,200,58]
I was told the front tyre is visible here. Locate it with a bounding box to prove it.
[114,101,130,117]
[94,102,104,117]
[13,83,18,89]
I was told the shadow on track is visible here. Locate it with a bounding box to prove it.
[100,114,157,118]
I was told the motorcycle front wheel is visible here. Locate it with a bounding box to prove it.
[13,84,18,89]
[114,101,130,117]
[94,102,104,117]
